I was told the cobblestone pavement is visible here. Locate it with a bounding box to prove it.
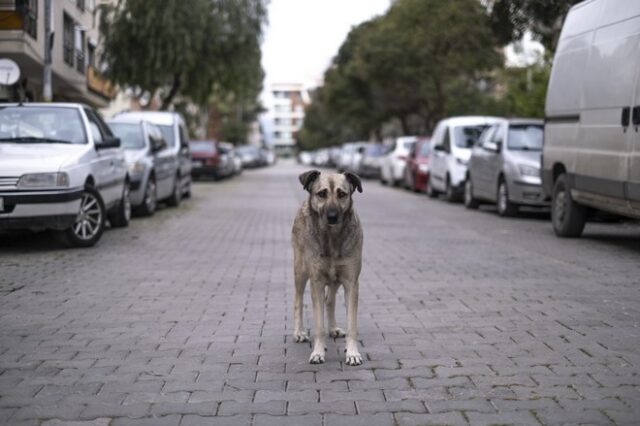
[1,162,640,426]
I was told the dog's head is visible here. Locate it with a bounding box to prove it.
[299,169,362,226]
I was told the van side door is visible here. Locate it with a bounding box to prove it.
[628,19,640,211]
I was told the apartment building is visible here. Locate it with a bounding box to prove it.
[0,0,114,106]
[263,83,309,155]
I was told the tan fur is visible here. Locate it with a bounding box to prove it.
[292,170,363,365]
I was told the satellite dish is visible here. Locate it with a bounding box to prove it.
[0,58,21,86]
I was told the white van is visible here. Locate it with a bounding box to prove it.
[428,116,501,201]
[542,0,640,237]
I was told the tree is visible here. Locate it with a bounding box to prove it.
[487,0,583,53]
[99,0,267,110]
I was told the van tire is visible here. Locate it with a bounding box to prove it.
[444,176,459,203]
[464,177,479,209]
[426,177,439,198]
[552,174,587,237]
[497,179,518,217]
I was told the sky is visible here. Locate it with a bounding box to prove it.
[261,0,391,89]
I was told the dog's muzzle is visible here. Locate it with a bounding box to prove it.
[327,209,339,225]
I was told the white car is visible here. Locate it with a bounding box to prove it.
[380,136,417,186]
[0,103,130,247]
[428,116,501,201]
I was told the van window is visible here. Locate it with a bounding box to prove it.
[508,125,543,151]
[454,125,488,148]
[442,127,451,153]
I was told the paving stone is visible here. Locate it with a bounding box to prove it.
[181,415,252,426]
[254,414,323,426]
[325,413,394,426]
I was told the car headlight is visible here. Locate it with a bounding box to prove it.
[518,164,540,177]
[418,163,429,173]
[18,172,69,189]
[128,161,145,175]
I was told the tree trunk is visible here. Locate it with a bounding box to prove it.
[161,73,181,110]
[399,115,410,135]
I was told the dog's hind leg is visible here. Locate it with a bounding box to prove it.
[344,282,363,366]
[326,286,345,338]
[308,281,326,364]
[293,263,309,343]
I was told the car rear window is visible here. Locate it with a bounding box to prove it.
[109,123,145,150]
[190,141,217,154]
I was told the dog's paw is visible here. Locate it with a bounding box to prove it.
[309,352,325,364]
[345,351,363,366]
[329,328,346,338]
[293,331,309,343]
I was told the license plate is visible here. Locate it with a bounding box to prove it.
[0,197,3,212]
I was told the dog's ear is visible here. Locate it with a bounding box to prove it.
[344,172,363,194]
[299,169,321,192]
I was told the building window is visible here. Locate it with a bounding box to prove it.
[17,0,37,39]
[75,26,86,74]
[77,0,85,11]
[87,44,95,69]
[63,14,74,67]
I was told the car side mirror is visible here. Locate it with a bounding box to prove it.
[433,144,444,152]
[483,141,500,153]
[96,136,121,149]
[150,137,167,152]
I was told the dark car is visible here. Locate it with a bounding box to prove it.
[403,138,431,192]
[190,140,226,179]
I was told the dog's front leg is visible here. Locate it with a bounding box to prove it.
[293,265,309,343]
[309,282,326,364]
[344,282,362,366]
[326,285,345,338]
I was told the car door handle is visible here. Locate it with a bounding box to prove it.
[621,106,630,128]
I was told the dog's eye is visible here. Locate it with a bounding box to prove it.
[337,190,347,199]
[317,190,328,199]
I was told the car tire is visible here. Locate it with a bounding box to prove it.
[167,174,182,207]
[464,177,479,209]
[444,176,459,203]
[54,186,106,248]
[497,179,518,217]
[183,177,192,199]
[426,177,439,198]
[134,176,157,217]
[551,173,587,237]
[109,181,131,228]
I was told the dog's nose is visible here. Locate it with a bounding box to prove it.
[327,209,338,224]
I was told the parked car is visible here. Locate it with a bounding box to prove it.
[380,136,417,186]
[312,148,331,167]
[542,0,640,237]
[237,145,267,168]
[298,151,313,165]
[329,147,342,168]
[358,143,387,179]
[115,111,191,203]
[338,142,368,172]
[219,142,243,175]
[428,116,501,201]
[0,103,130,247]
[189,140,231,179]
[108,117,179,216]
[465,119,548,216]
[403,137,431,192]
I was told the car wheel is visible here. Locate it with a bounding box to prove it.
[464,177,479,209]
[426,177,439,198]
[167,174,182,207]
[551,173,587,237]
[497,179,518,217]
[54,186,106,248]
[444,176,458,203]
[109,181,132,228]
[183,177,192,199]
[134,177,157,217]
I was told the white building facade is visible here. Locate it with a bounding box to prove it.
[262,83,309,155]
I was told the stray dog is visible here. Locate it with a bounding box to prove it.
[292,170,363,365]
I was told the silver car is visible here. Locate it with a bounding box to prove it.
[107,117,178,216]
[465,119,549,216]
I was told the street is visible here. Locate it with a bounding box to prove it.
[1,162,640,426]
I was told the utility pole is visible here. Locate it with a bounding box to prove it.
[43,0,52,101]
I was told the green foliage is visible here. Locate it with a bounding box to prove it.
[499,64,550,118]
[99,0,267,110]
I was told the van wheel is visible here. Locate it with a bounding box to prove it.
[54,186,106,248]
[109,182,131,228]
[134,177,157,217]
[464,178,479,209]
[167,175,182,207]
[552,174,587,237]
[444,176,458,202]
[426,177,439,198]
[497,179,518,217]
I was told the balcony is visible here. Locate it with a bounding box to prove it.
[0,0,37,39]
[87,66,116,100]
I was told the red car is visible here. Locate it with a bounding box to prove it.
[403,137,431,192]
[190,140,222,179]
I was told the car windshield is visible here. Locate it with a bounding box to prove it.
[190,141,216,154]
[508,125,543,151]
[157,125,176,147]
[109,123,145,150]
[0,106,87,144]
[365,144,386,156]
[454,125,489,148]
